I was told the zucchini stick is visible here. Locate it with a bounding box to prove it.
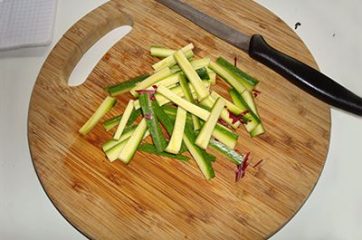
[209,139,244,165]
[139,93,167,152]
[102,125,136,152]
[184,120,216,163]
[241,90,265,137]
[113,100,134,140]
[210,91,244,115]
[152,100,188,153]
[157,85,210,120]
[103,115,122,131]
[105,74,148,96]
[136,81,209,111]
[130,67,172,96]
[170,58,210,73]
[174,50,209,101]
[106,130,150,162]
[200,96,241,129]
[105,139,128,162]
[229,89,261,133]
[179,74,201,130]
[165,107,187,154]
[103,108,141,132]
[183,120,215,180]
[134,85,186,110]
[79,96,116,135]
[152,43,194,70]
[196,98,226,149]
[209,61,246,94]
[150,47,176,58]
[207,68,217,85]
[146,72,181,90]
[241,90,260,117]
[216,57,258,89]
[118,119,147,164]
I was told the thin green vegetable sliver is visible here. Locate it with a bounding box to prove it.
[139,93,167,152]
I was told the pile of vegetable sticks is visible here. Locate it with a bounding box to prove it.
[79,43,264,180]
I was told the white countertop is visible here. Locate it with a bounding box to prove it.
[1,0,361,239]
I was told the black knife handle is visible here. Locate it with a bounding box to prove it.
[248,34,362,116]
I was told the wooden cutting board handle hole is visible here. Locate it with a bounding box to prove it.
[68,25,132,87]
[45,2,133,87]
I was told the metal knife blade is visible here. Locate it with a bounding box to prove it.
[156,0,251,52]
[156,0,362,116]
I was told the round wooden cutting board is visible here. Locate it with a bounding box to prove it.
[28,0,331,239]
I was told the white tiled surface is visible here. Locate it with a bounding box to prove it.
[0,0,57,50]
[0,0,361,239]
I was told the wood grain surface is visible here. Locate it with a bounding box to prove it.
[28,0,331,239]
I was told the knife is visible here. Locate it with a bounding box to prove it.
[156,0,362,116]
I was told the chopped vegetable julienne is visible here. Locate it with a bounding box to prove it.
[79,42,265,181]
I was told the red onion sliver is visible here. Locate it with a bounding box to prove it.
[218,119,229,127]
[228,110,251,124]
[144,113,153,120]
[135,89,157,95]
[252,89,261,98]
[235,152,251,182]
[253,159,264,168]
[150,94,156,101]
